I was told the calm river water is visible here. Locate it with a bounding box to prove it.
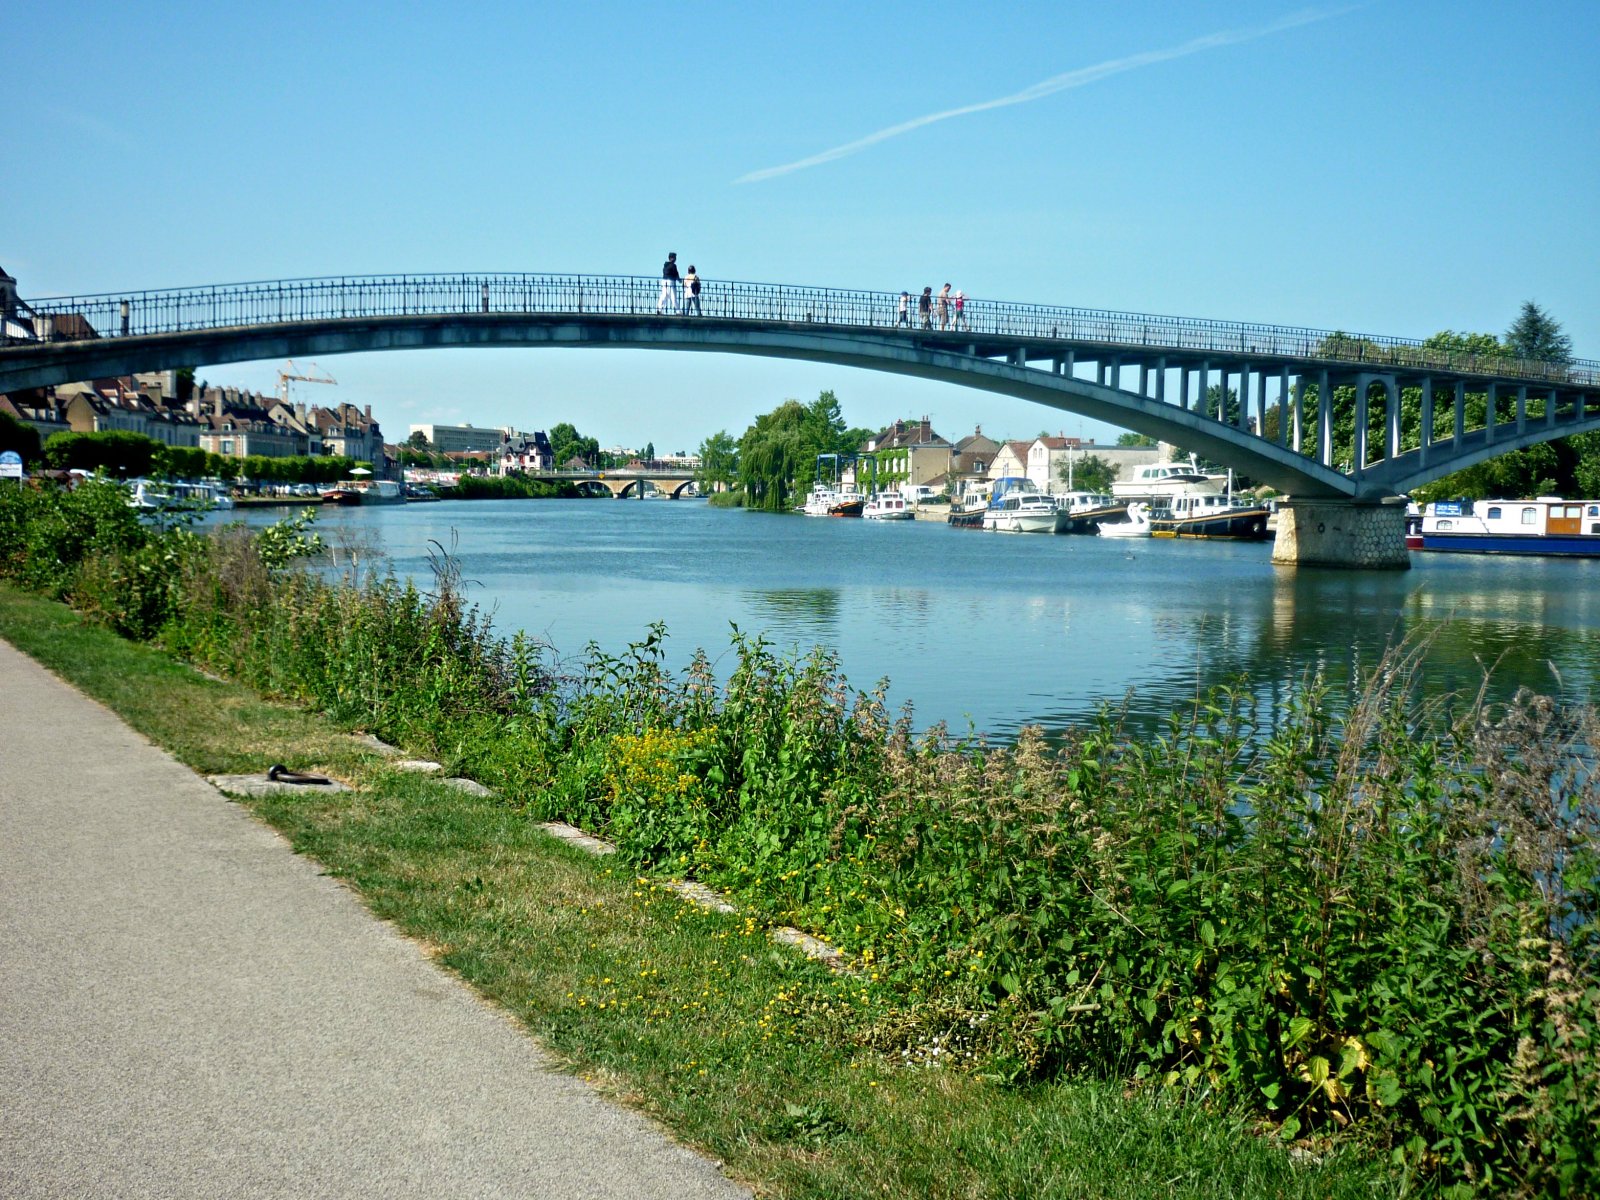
[238,498,1600,740]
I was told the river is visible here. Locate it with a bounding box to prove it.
[234,498,1600,740]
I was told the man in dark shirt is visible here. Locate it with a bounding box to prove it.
[658,252,682,314]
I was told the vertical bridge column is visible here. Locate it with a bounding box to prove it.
[1271,498,1411,570]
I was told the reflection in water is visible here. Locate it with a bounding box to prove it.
[234,500,1600,742]
[743,588,842,642]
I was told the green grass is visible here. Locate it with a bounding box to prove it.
[0,583,1405,1199]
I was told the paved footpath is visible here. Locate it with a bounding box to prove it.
[0,638,749,1199]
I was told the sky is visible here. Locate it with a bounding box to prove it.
[6,1,1598,453]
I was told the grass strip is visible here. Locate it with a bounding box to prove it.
[0,583,1398,1199]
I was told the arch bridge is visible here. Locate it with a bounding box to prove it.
[4,272,1596,566]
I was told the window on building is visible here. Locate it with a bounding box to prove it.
[221,440,234,454]
[1438,520,1454,530]
[1486,507,1502,519]
[1521,507,1538,525]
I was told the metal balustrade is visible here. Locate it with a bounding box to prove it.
[7,272,1597,388]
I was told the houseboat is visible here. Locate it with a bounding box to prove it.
[326,478,405,505]
[863,492,913,520]
[1405,498,1600,556]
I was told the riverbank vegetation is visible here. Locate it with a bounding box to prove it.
[1,478,1595,1197]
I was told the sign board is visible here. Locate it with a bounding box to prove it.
[1433,500,1463,516]
[0,450,22,479]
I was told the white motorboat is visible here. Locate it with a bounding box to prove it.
[982,491,1058,533]
[863,492,913,520]
[1111,462,1217,504]
[126,478,173,510]
[1097,501,1152,538]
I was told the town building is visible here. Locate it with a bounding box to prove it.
[409,423,509,453]
[496,431,555,474]
[856,417,951,490]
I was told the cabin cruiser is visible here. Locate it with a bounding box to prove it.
[1053,491,1125,534]
[1097,501,1152,538]
[980,478,1057,533]
[1148,491,1271,540]
[863,491,913,520]
[1111,462,1216,504]
[1405,497,1600,556]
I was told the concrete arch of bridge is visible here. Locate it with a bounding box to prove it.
[0,313,1362,498]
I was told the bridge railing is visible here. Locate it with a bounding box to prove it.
[9,271,1597,388]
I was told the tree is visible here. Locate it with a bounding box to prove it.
[42,430,160,477]
[695,430,738,491]
[1505,301,1572,364]
[1116,432,1156,447]
[549,422,599,469]
[405,430,432,451]
[0,410,41,463]
[643,441,655,460]
[1058,452,1116,492]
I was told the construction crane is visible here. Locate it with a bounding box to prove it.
[276,360,337,407]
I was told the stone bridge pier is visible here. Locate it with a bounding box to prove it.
[1270,498,1411,569]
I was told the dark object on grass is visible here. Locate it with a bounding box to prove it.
[266,764,334,786]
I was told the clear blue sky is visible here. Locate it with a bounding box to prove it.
[8,1,1597,452]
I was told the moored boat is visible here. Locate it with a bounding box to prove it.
[827,489,866,517]
[863,491,913,520]
[326,479,404,505]
[1111,462,1215,504]
[972,477,1054,533]
[1149,491,1271,540]
[1053,491,1124,534]
[1097,501,1152,538]
[1405,497,1600,555]
[983,492,1057,533]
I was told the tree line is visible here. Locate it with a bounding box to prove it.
[1,427,370,484]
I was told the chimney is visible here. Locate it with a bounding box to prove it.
[364,404,372,423]
[295,401,306,424]
[213,389,223,420]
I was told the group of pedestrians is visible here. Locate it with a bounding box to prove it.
[897,283,967,331]
[656,252,704,316]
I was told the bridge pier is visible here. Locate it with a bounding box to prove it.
[1271,498,1410,570]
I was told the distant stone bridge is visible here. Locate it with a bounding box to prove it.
[5,271,1595,565]
[537,467,697,499]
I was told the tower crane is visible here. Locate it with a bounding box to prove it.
[276,360,337,407]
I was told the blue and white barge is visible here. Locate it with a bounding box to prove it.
[1405,498,1600,556]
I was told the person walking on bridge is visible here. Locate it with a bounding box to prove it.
[683,265,702,316]
[657,252,681,314]
[918,286,932,329]
[937,283,952,329]
[896,290,910,327]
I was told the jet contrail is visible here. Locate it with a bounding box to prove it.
[734,7,1353,184]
